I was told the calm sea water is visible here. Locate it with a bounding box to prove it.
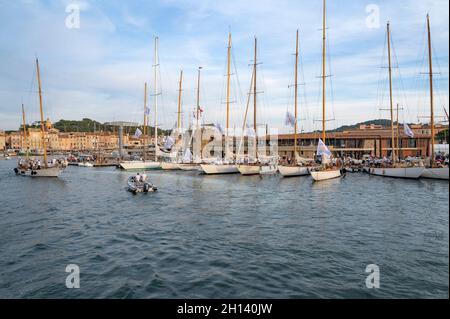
[0,160,448,299]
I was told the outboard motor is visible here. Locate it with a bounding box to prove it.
[13,168,19,175]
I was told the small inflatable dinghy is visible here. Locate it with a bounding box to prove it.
[127,176,157,194]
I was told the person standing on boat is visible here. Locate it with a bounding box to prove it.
[141,173,147,182]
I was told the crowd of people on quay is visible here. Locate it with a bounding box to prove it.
[362,154,449,168]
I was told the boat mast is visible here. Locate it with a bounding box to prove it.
[36,58,48,168]
[294,29,299,157]
[253,37,258,160]
[196,67,202,129]
[143,82,148,161]
[387,22,396,164]
[427,14,435,166]
[153,37,159,162]
[177,70,183,134]
[21,104,29,160]
[321,0,327,144]
[226,33,232,158]
[396,103,400,160]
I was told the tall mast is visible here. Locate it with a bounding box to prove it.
[294,29,299,156]
[153,37,159,161]
[396,103,400,160]
[21,104,29,159]
[427,14,435,166]
[321,0,327,143]
[143,82,148,161]
[177,70,183,133]
[253,37,258,161]
[36,58,48,168]
[196,67,202,129]
[226,33,232,159]
[387,22,396,164]
[226,33,232,133]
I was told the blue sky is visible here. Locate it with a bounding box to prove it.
[0,0,448,132]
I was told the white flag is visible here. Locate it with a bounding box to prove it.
[317,139,332,157]
[183,149,193,163]
[145,106,151,116]
[404,123,414,138]
[246,124,255,138]
[214,123,224,135]
[164,136,175,150]
[285,111,296,127]
[134,128,142,138]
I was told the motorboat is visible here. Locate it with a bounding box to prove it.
[127,176,157,194]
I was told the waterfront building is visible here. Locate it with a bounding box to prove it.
[278,123,449,160]
[0,131,5,151]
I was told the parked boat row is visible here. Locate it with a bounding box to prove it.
[13,3,448,182]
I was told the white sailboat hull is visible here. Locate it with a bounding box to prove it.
[421,167,449,180]
[119,161,161,171]
[178,164,202,171]
[310,169,342,181]
[16,166,64,177]
[161,162,181,170]
[260,165,278,175]
[368,167,425,179]
[201,164,239,175]
[237,165,261,176]
[279,166,310,177]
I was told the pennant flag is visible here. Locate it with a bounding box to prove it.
[285,111,296,127]
[164,136,175,150]
[145,107,151,116]
[404,123,414,138]
[134,128,143,138]
[317,139,332,157]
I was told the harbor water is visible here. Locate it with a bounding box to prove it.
[0,160,448,298]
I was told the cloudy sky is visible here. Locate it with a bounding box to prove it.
[0,0,448,132]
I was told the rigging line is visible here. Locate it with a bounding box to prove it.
[325,27,336,129]
[431,41,449,112]
[390,32,412,123]
[298,40,311,126]
[414,21,429,121]
[375,31,388,114]
[328,43,336,126]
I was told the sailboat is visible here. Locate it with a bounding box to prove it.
[367,22,424,179]
[161,70,184,170]
[178,67,205,171]
[120,82,160,170]
[15,59,67,177]
[120,37,162,171]
[420,15,449,180]
[237,37,264,176]
[279,30,313,177]
[310,0,342,182]
[201,33,240,175]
